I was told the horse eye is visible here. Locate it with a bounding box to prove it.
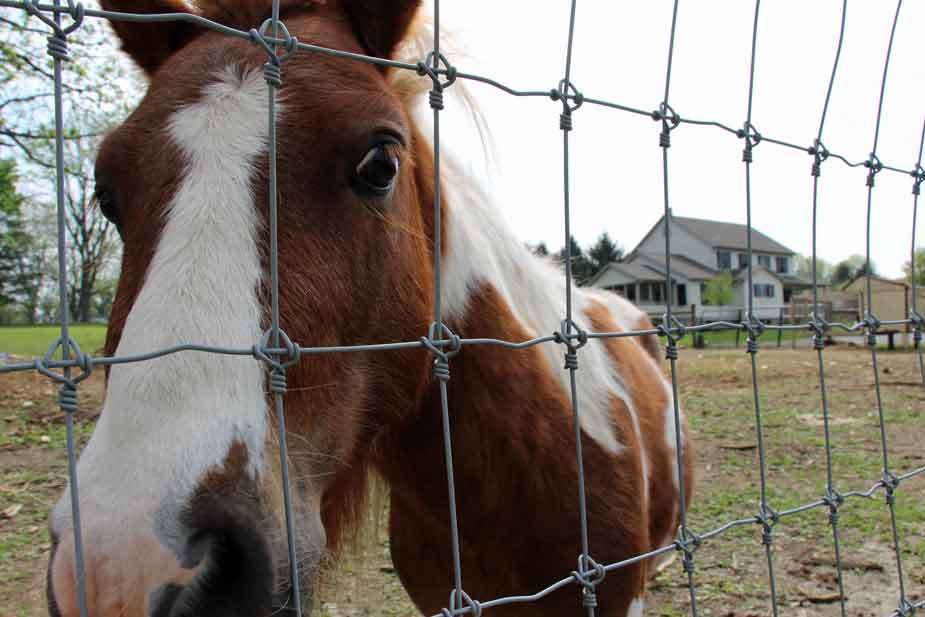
[94,186,121,230]
[354,142,400,196]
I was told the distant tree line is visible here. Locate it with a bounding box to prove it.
[527,232,624,285]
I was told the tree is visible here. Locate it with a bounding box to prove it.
[793,254,832,284]
[832,255,876,286]
[1,5,136,323]
[0,159,44,323]
[31,117,120,323]
[555,235,595,285]
[903,247,925,286]
[587,232,623,275]
[702,272,735,306]
[1,5,136,168]
[527,241,549,257]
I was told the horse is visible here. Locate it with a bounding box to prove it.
[46,1,693,615]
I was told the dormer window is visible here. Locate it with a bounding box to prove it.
[758,255,771,268]
[776,256,789,273]
[717,250,731,270]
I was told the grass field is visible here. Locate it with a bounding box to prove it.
[1,345,922,616]
[0,324,108,358]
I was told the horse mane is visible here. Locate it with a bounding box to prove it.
[186,0,319,30]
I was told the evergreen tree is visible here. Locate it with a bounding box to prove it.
[555,235,595,285]
[587,232,623,275]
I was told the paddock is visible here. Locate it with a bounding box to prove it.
[1,346,922,615]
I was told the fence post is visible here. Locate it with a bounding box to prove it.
[777,306,784,348]
[736,308,743,348]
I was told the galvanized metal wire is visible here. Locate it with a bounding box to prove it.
[1,1,923,616]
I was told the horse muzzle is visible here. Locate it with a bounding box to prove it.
[46,485,291,617]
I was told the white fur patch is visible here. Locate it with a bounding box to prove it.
[52,67,271,535]
[439,160,632,457]
[627,597,645,617]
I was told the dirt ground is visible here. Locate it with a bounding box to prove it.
[1,346,922,616]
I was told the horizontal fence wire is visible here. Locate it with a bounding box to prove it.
[1,0,923,616]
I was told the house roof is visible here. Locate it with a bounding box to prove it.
[587,260,662,286]
[587,253,718,287]
[841,273,909,291]
[672,216,795,254]
[635,253,717,281]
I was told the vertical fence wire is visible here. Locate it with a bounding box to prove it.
[553,0,602,613]
[426,1,470,614]
[655,2,701,615]
[262,0,303,613]
[44,0,90,615]
[863,2,912,613]
[809,2,849,614]
[911,119,925,385]
[738,3,782,617]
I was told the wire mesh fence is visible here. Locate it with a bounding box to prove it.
[0,0,923,616]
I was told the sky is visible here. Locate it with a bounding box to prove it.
[427,1,924,279]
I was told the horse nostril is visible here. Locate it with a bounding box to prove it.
[148,501,275,617]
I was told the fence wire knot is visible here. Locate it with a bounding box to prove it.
[417,51,457,111]
[254,328,301,371]
[441,589,481,617]
[809,313,829,350]
[865,153,883,187]
[249,18,298,87]
[863,312,880,347]
[744,314,764,354]
[421,322,461,382]
[571,555,606,608]
[551,79,583,131]
[35,336,93,392]
[809,139,830,177]
[892,598,916,617]
[25,0,84,47]
[824,489,843,525]
[912,164,925,196]
[675,527,701,574]
[738,121,762,163]
[652,102,681,148]
[756,505,779,545]
[555,319,588,350]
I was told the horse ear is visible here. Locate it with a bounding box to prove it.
[340,0,422,60]
[100,0,200,75]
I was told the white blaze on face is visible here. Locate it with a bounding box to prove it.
[52,67,271,548]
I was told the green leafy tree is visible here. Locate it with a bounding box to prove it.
[555,235,595,285]
[832,255,876,286]
[702,272,735,306]
[0,159,45,323]
[903,247,925,286]
[587,231,623,276]
[793,254,832,284]
[0,4,136,167]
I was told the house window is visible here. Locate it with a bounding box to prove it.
[758,255,771,268]
[776,256,789,273]
[639,282,664,303]
[626,285,636,302]
[738,253,749,269]
[717,251,732,270]
[676,284,687,306]
[753,284,775,298]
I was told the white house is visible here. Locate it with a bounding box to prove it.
[588,213,810,319]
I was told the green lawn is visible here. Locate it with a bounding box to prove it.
[0,324,108,358]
